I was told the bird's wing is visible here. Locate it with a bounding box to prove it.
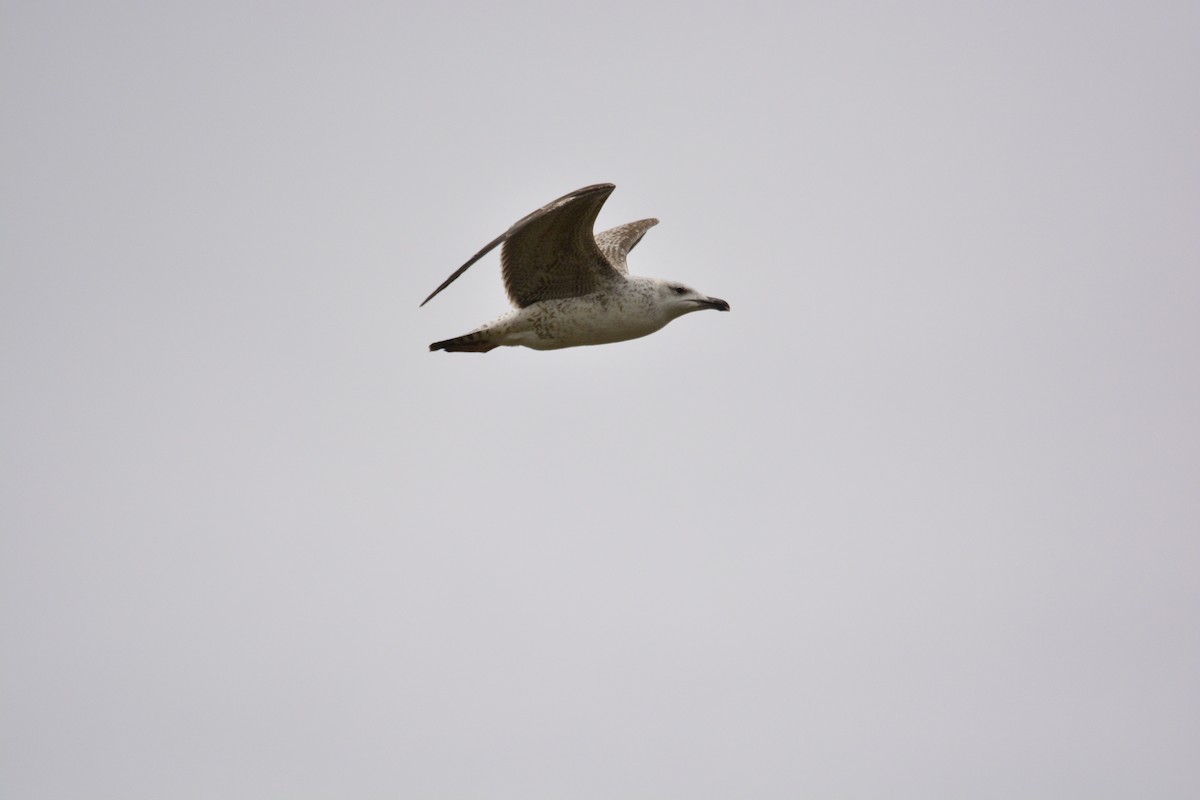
[500,184,624,308]
[593,218,659,275]
[420,183,622,308]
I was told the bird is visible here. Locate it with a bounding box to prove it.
[421,183,729,352]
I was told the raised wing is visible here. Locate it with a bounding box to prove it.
[420,183,623,308]
[594,218,658,275]
[500,184,622,307]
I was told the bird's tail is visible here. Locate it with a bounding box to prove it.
[429,330,498,353]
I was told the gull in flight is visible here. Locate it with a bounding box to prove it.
[421,183,729,352]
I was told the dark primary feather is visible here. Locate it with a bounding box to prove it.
[420,183,624,308]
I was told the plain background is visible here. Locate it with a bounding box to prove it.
[2,2,1198,798]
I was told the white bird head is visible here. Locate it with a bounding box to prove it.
[654,279,731,319]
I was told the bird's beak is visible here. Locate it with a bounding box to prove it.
[694,296,730,312]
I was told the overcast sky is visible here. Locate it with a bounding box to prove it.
[3,2,1198,798]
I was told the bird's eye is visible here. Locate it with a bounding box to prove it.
[673,286,687,295]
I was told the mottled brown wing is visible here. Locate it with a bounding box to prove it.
[594,218,659,275]
[420,183,622,308]
[500,184,623,308]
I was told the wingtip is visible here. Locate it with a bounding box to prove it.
[573,182,616,196]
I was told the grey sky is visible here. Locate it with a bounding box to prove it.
[2,1,1198,798]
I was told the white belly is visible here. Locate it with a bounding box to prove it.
[500,294,668,350]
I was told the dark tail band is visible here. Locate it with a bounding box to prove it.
[429,331,497,353]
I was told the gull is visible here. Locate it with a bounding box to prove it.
[421,183,729,352]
